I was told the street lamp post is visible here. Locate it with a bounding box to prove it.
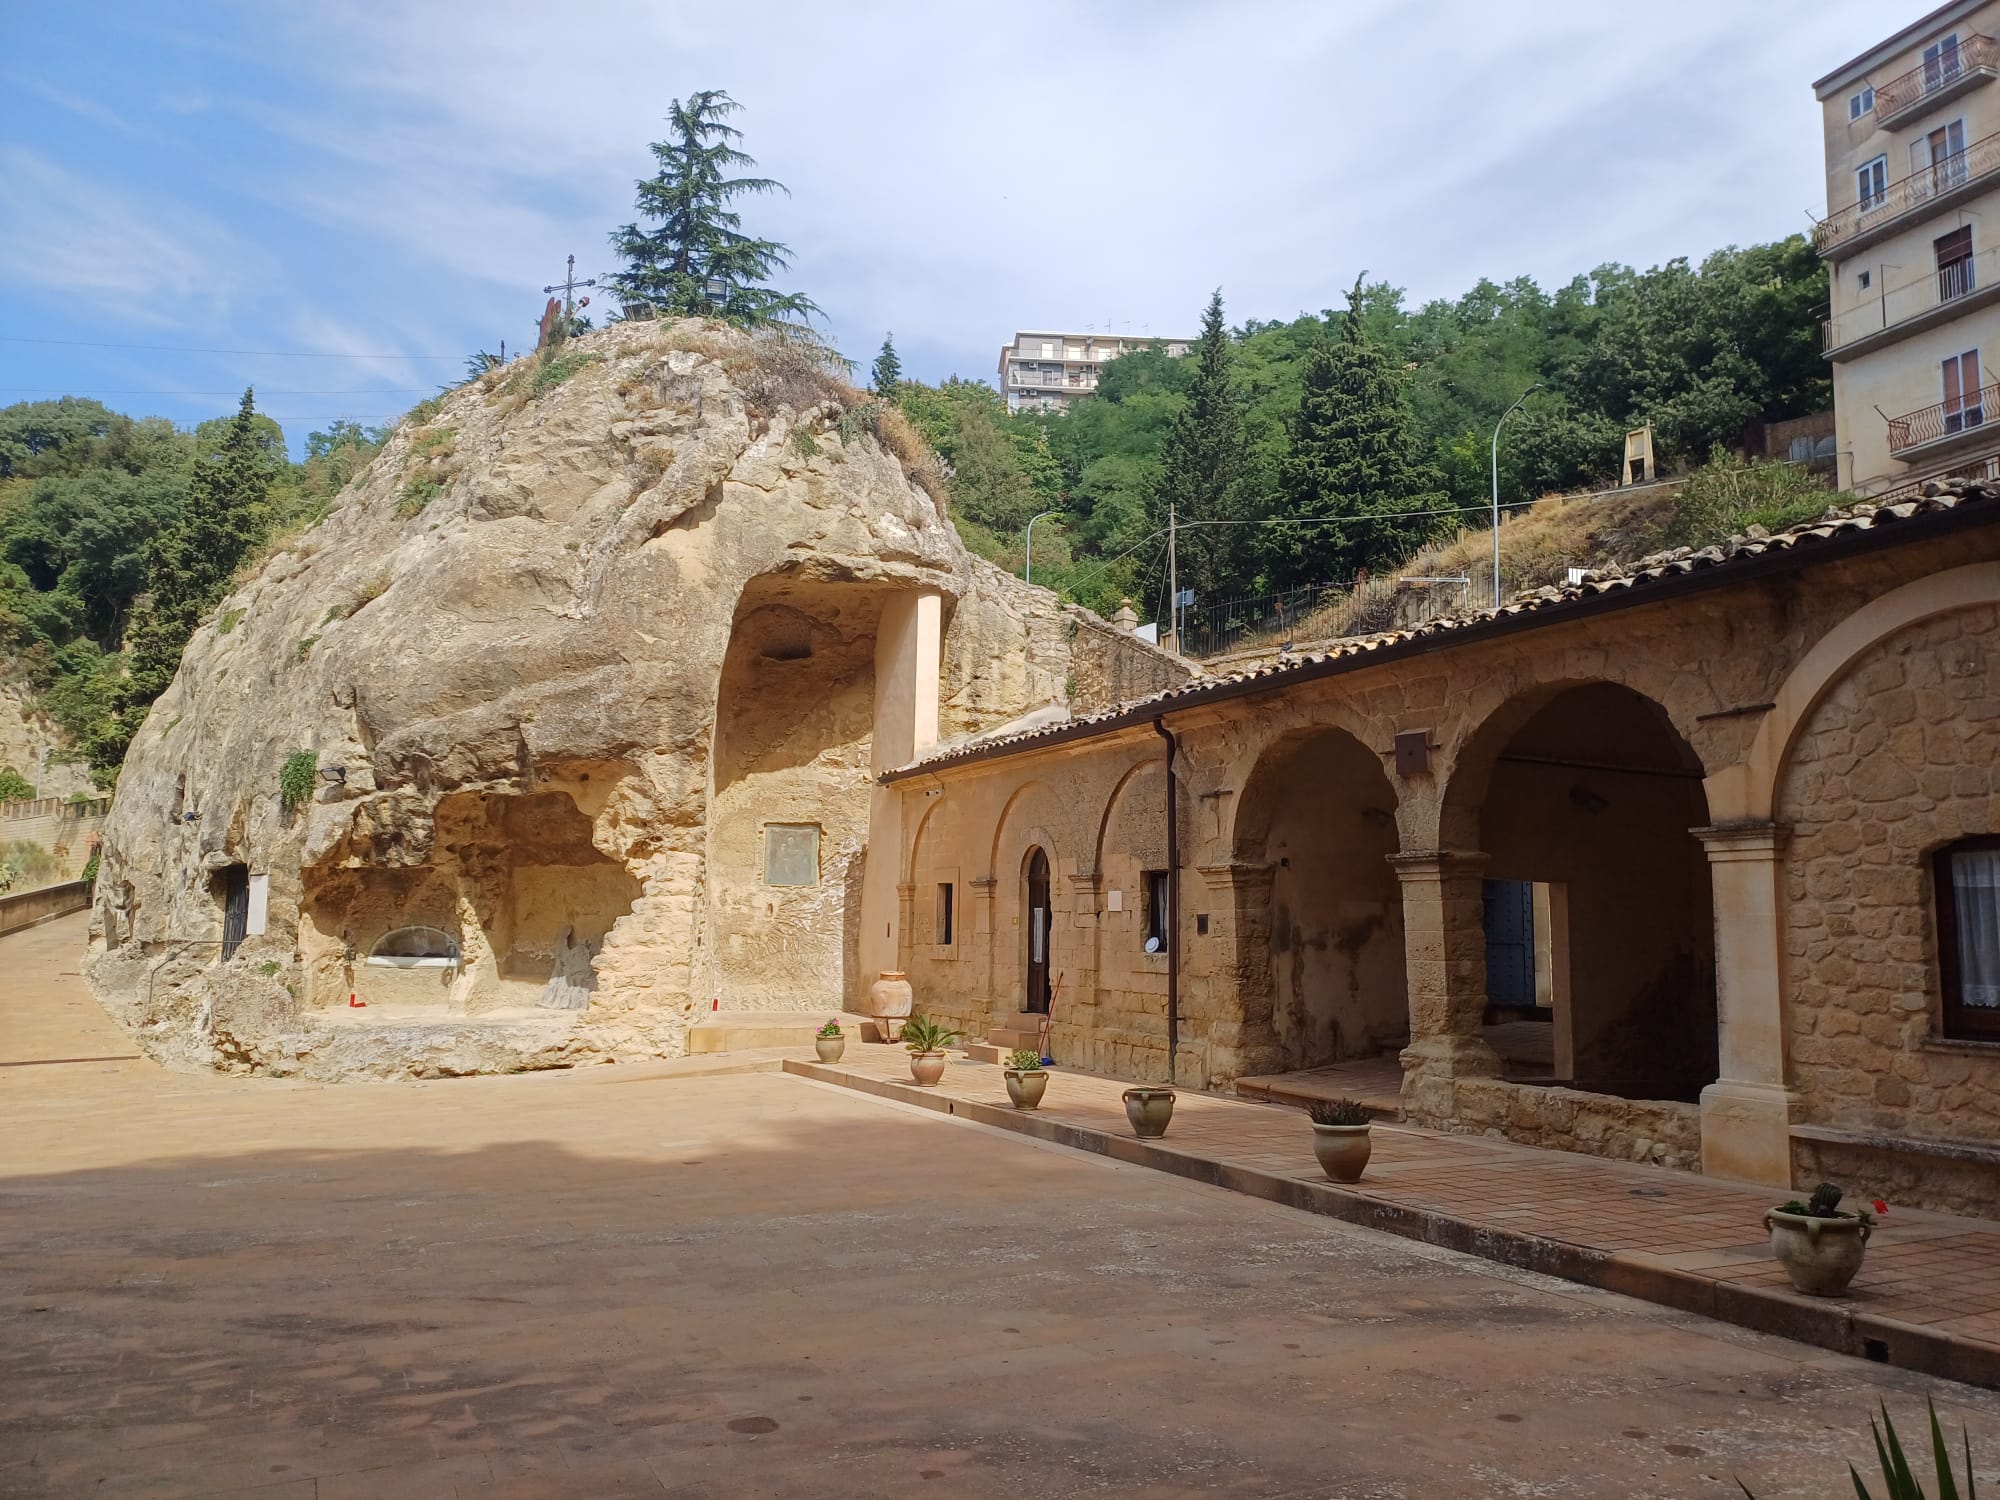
[1490,383,1542,607]
[1024,510,1062,588]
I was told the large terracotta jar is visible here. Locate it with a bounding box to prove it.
[868,972,914,1039]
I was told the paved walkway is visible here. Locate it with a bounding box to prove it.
[8,914,2000,1497]
[799,1042,2000,1389]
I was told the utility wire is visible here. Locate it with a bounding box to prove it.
[0,387,432,396]
[0,336,464,359]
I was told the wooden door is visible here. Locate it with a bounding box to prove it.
[1482,878,1536,1009]
[1025,847,1052,1015]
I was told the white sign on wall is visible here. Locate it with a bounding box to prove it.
[1105,890,1123,912]
[246,874,269,937]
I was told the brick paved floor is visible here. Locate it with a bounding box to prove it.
[8,914,2000,1497]
[813,1042,2000,1364]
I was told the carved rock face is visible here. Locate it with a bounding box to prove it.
[86,322,1182,1079]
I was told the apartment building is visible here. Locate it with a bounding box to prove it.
[1816,1,2000,495]
[997,330,1191,414]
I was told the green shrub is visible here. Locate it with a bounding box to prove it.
[397,474,444,517]
[1670,448,1837,549]
[1007,1048,1044,1071]
[900,1014,962,1053]
[80,850,100,885]
[294,634,320,661]
[0,767,35,802]
[789,427,822,458]
[1738,1397,1979,1498]
[279,750,317,814]
[530,350,601,399]
[257,960,282,977]
[215,608,245,636]
[404,395,444,427]
[1308,1098,1371,1127]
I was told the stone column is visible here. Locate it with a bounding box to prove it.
[969,874,999,1032]
[1391,850,1501,1122]
[856,590,943,1005]
[1063,870,1103,1057]
[1195,861,1275,1079]
[1694,823,1797,1187]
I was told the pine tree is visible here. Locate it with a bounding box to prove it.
[1262,279,1446,590]
[871,333,902,397]
[1152,289,1251,611]
[123,389,272,714]
[608,90,819,328]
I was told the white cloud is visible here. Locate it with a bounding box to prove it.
[0,148,242,323]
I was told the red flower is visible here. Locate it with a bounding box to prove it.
[1872,1199,1889,1215]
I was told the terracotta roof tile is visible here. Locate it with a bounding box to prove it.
[892,478,2000,777]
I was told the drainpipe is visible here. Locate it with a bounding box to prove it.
[1153,716,1179,1086]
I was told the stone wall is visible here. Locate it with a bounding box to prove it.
[2,797,109,886]
[1779,602,2000,1179]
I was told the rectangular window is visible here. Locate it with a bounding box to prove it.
[936,882,954,946]
[1859,269,1872,289]
[1937,226,1975,301]
[1925,33,1963,92]
[1039,340,1055,358]
[1937,838,2000,1040]
[763,824,820,887]
[1142,869,1169,953]
[1943,348,1984,431]
[1857,154,1888,210]
[1849,85,1875,119]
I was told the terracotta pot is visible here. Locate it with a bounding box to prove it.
[1311,1123,1372,1183]
[1765,1209,1871,1296]
[1122,1087,1175,1138]
[1004,1068,1048,1110]
[814,1034,845,1063]
[868,972,914,1021]
[909,1049,948,1087]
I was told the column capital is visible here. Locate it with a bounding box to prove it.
[895,883,918,900]
[969,874,999,892]
[1692,822,1790,861]
[1195,861,1273,894]
[1386,849,1489,880]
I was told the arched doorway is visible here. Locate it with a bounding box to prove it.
[1469,681,1716,1101]
[1232,726,1406,1073]
[1025,846,1052,1014]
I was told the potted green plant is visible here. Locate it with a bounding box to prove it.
[814,1019,845,1063]
[1764,1182,1874,1297]
[1003,1049,1048,1110]
[1307,1098,1372,1182]
[901,1013,960,1086]
[1122,1086,1175,1138]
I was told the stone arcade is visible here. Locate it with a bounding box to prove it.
[883,485,2000,1216]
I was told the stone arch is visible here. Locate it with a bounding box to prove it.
[1443,679,1716,1102]
[988,779,1070,1017]
[705,570,891,1011]
[1228,723,1407,1072]
[1709,562,2000,823]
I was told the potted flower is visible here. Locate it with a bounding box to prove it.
[1122,1086,1175,1138]
[1003,1049,1048,1110]
[1307,1098,1372,1183]
[900,1013,960,1086]
[1764,1182,1874,1297]
[814,1020,845,1063]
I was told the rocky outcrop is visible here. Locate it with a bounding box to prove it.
[0,681,94,802]
[88,321,1186,1079]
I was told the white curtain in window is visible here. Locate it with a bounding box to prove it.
[1953,848,2000,1008]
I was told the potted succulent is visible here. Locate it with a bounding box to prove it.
[1003,1049,1048,1110]
[814,1019,845,1063]
[1764,1182,1874,1297]
[1122,1086,1175,1138]
[1307,1098,1373,1183]
[901,1013,960,1086]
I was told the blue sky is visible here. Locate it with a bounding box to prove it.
[2,0,1895,454]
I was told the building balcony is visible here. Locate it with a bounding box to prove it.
[1876,34,1999,129]
[1824,248,2000,359]
[1886,380,2000,461]
[1814,131,2000,258]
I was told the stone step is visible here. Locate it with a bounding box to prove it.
[685,1011,868,1055]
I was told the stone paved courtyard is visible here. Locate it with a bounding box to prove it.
[5,914,2000,1498]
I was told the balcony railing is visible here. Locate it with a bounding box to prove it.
[1887,380,2000,455]
[1815,130,2000,254]
[1875,34,1998,123]
[1823,246,1996,353]
[1010,369,1097,390]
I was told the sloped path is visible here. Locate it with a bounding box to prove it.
[795,1043,2000,1389]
